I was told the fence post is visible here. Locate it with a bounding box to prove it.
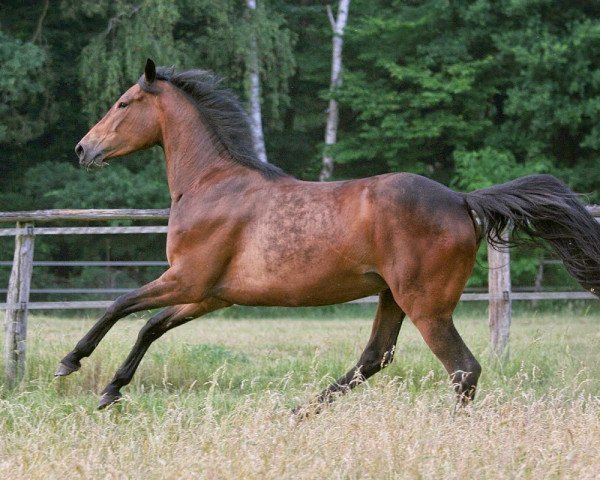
[488,230,511,361]
[3,222,35,388]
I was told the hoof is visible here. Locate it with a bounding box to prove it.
[54,362,80,377]
[97,392,122,410]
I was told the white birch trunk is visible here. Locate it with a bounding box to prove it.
[246,0,268,163]
[319,0,351,181]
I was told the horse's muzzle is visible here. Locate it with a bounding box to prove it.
[75,142,107,168]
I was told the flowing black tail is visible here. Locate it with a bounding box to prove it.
[462,174,600,297]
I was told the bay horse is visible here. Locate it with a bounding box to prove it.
[58,59,600,410]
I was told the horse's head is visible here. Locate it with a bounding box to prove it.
[75,59,162,168]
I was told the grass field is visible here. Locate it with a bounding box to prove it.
[1,302,600,479]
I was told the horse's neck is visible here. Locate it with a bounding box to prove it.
[158,91,248,199]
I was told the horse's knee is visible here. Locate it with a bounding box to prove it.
[139,319,166,343]
[105,293,134,318]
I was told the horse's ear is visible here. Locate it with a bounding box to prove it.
[144,58,156,84]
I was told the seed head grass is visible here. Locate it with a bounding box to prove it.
[1,302,599,478]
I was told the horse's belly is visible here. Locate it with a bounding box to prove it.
[214,269,386,307]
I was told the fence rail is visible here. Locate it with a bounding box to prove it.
[0,291,596,311]
[2,206,599,386]
[0,261,168,267]
[0,226,169,236]
[0,208,170,223]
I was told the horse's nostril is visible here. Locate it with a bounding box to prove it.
[75,143,85,160]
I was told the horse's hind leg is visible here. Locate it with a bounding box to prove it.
[298,289,405,413]
[412,315,481,404]
[391,268,482,404]
[98,298,230,409]
[55,268,195,377]
[386,209,481,404]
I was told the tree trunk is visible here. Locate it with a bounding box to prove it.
[246,0,268,163]
[31,0,50,44]
[320,0,351,181]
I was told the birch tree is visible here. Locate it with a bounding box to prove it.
[245,0,268,163]
[319,0,351,181]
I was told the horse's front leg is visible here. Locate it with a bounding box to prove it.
[98,299,230,409]
[55,268,196,377]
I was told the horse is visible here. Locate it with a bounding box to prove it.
[58,59,600,410]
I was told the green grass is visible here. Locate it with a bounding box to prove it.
[3,302,600,409]
[1,302,599,478]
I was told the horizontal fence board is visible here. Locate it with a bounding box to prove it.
[504,291,595,300]
[0,226,168,237]
[1,291,595,310]
[0,288,134,294]
[0,261,168,267]
[0,301,114,310]
[460,291,596,301]
[0,208,170,223]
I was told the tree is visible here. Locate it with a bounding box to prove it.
[319,0,351,181]
[245,0,268,163]
[334,0,600,197]
[264,0,332,178]
[76,0,181,123]
[0,31,48,145]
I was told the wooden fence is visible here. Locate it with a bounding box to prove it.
[1,207,599,386]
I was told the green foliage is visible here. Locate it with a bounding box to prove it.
[334,0,496,180]
[0,31,48,144]
[244,1,296,124]
[77,0,181,123]
[336,0,600,196]
[453,147,551,191]
[265,1,331,178]
[22,154,170,209]
[175,0,296,127]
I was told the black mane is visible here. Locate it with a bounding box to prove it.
[139,67,287,180]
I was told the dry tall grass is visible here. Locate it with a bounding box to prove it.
[1,304,599,479]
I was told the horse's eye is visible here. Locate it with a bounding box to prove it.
[118,101,128,109]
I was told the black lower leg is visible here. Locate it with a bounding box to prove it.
[450,365,481,405]
[56,296,134,375]
[414,317,481,405]
[317,344,396,404]
[297,290,405,414]
[97,307,185,408]
[55,277,180,377]
[98,300,229,409]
